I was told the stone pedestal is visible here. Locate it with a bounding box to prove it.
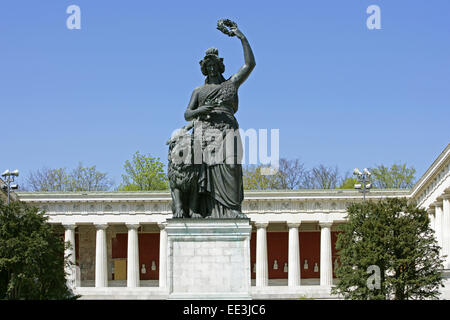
[166,219,252,299]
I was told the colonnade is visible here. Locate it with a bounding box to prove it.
[64,222,169,289]
[58,194,450,291]
[430,193,450,269]
[63,220,337,289]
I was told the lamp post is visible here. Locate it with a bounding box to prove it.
[353,168,372,202]
[1,169,19,205]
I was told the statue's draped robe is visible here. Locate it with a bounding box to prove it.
[194,79,244,218]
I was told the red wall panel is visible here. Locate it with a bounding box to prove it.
[267,232,288,279]
[111,233,160,280]
[112,233,127,259]
[139,233,160,280]
[300,232,320,278]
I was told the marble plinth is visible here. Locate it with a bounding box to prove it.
[166,219,252,299]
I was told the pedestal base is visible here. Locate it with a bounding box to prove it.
[166,219,252,300]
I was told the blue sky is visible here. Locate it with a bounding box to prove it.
[1,0,449,188]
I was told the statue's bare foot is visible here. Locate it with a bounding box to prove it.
[190,212,203,219]
[231,210,247,219]
[173,209,183,218]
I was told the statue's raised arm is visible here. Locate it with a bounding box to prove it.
[217,19,256,87]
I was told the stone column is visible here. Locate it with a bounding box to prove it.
[63,224,76,289]
[255,222,269,287]
[94,223,108,288]
[442,195,450,269]
[287,222,301,287]
[126,223,140,288]
[158,222,168,288]
[427,207,435,233]
[434,201,444,252]
[319,222,333,286]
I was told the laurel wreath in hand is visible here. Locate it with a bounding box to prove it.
[217,19,238,37]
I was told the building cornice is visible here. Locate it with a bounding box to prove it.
[15,189,411,219]
[410,143,450,203]
[16,189,410,202]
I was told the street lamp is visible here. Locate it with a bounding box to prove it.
[353,167,371,202]
[1,169,19,204]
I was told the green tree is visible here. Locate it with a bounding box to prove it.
[0,200,77,299]
[338,177,358,189]
[243,164,280,190]
[332,198,444,300]
[119,151,168,191]
[370,163,416,189]
[26,163,114,192]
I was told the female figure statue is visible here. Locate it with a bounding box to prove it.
[184,20,255,218]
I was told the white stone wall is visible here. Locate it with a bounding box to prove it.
[167,220,252,299]
[172,240,247,293]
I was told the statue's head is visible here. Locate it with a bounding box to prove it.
[199,48,225,82]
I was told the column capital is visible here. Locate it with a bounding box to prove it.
[94,223,108,230]
[442,193,450,200]
[254,222,269,229]
[319,221,333,228]
[126,223,141,230]
[287,222,301,228]
[63,223,76,230]
[157,222,168,230]
[427,207,435,214]
[433,200,444,208]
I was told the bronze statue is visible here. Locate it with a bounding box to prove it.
[168,19,255,219]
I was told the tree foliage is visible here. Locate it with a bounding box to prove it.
[338,177,359,189]
[26,163,114,192]
[370,163,416,189]
[332,198,444,300]
[337,163,416,189]
[0,200,77,299]
[243,165,279,190]
[119,151,168,191]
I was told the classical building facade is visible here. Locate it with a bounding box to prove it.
[16,144,450,299]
